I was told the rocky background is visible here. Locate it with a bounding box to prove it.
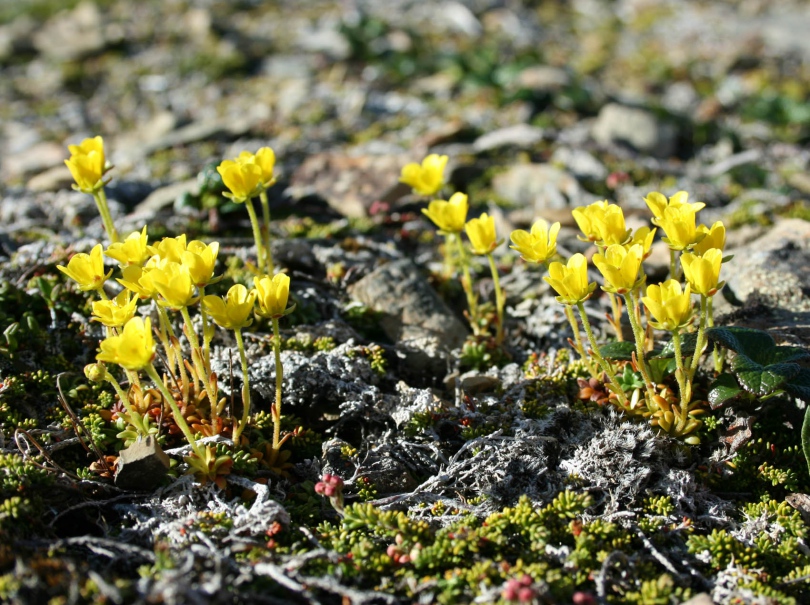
[1,0,810,603]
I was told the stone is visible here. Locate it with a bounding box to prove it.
[492,163,583,215]
[32,1,106,60]
[347,258,468,349]
[550,147,608,181]
[591,103,678,158]
[679,594,714,605]
[114,436,171,491]
[2,141,65,181]
[472,124,544,153]
[513,65,571,93]
[459,374,501,395]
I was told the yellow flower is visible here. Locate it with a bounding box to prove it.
[57,244,111,292]
[217,158,262,201]
[510,219,561,264]
[247,147,277,188]
[644,190,705,219]
[105,226,150,267]
[400,154,448,196]
[202,284,257,330]
[657,204,701,251]
[254,273,290,318]
[92,290,138,328]
[625,226,656,260]
[642,280,693,331]
[96,317,155,371]
[422,192,468,234]
[117,265,158,299]
[681,248,724,296]
[692,221,726,256]
[65,136,105,192]
[149,261,197,309]
[572,200,609,242]
[182,240,220,287]
[148,234,187,263]
[543,253,597,305]
[465,213,498,255]
[592,244,645,294]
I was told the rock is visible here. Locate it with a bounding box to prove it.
[289,150,410,218]
[132,179,198,215]
[459,373,501,394]
[492,163,583,215]
[114,436,170,491]
[472,124,544,153]
[550,147,608,181]
[26,166,74,193]
[2,141,65,181]
[513,65,571,93]
[348,258,468,348]
[679,594,714,605]
[591,103,678,158]
[32,1,106,60]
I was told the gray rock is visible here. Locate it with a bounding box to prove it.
[32,1,106,60]
[550,147,608,181]
[472,124,544,153]
[492,163,582,214]
[679,594,714,605]
[592,103,678,158]
[348,259,468,349]
[114,436,170,491]
[513,65,571,93]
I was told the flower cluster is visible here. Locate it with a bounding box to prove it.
[315,473,345,515]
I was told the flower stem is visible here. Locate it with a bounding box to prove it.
[565,305,596,378]
[244,197,266,273]
[92,188,119,244]
[259,190,275,275]
[708,296,722,373]
[607,292,623,341]
[689,295,709,376]
[670,329,690,431]
[576,302,628,405]
[625,291,656,397]
[180,305,218,429]
[486,252,505,345]
[145,363,203,459]
[452,233,479,333]
[232,328,251,446]
[669,249,680,281]
[271,317,283,452]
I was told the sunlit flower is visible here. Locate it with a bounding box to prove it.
[400,154,448,197]
[681,248,724,296]
[92,290,138,328]
[65,136,106,192]
[642,280,693,331]
[254,273,291,318]
[149,261,197,309]
[657,204,702,251]
[510,219,560,264]
[105,226,150,267]
[117,265,158,299]
[239,147,276,189]
[572,200,609,243]
[182,240,220,287]
[644,190,705,220]
[543,253,597,305]
[96,317,155,371]
[593,244,645,294]
[217,158,262,201]
[422,192,468,234]
[465,213,498,255]
[693,221,726,256]
[625,226,656,260]
[57,244,111,292]
[147,234,187,264]
[202,284,257,330]
[572,200,630,246]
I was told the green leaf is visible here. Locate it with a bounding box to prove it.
[599,341,636,361]
[646,357,674,384]
[708,373,744,409]
[705,327,774,364]
[658,332,698,358]
[731,354,801,396]
[784,368,810,403]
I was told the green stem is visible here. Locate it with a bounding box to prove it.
[565,305,596,378]
[625,291,656,397]
[670,329,690,431]
[689,295,709,376]
[244,198,266,274]
[486,253,505,345]
[708,296,722,373]
[145,363,203,459]
[271,317,283,451]
[104,373,135,418]
[452,233,479,333]
[576,302,628,405]
[232,329,251,446]
[199,285,212,371]
[669,249,680,281]
[802,403,810,481]
[180,306,217,428]
[259,190,275,275]
[156,305,176,374]
[608,292,623,341]
[92,188,119,244]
